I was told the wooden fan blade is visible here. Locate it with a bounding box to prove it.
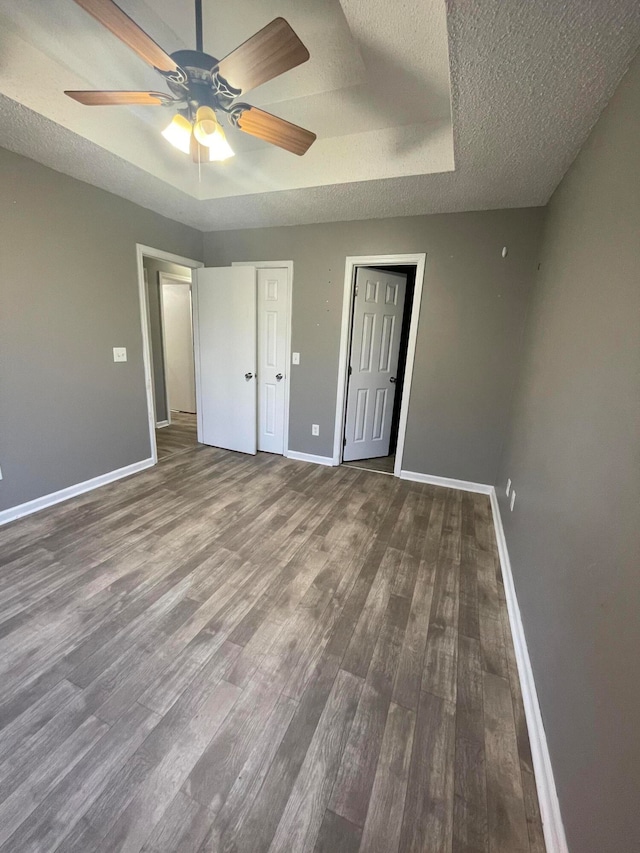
[65,90,172,105]
[215,18,309,96]
[235,106,316,155]
[71,0,182,76]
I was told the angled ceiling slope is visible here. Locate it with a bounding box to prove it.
[0,0,639,231]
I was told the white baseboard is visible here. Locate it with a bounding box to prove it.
[0,457,155,527]
[489,488,569,853]
[399,469,493,494]
[156,420,170,429]
[285,450,336,467]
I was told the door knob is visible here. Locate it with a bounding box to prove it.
[245,372,253,380]
[390,376,397,384]
[276,373,283,381]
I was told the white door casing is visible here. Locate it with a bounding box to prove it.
[257,268,289,454]
[161,281,196,414]
[343,267,407,461]
[136,244,203,465]
[193,266,257,454]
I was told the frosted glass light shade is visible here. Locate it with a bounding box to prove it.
[194,107,235,161]
[161,114,192,154]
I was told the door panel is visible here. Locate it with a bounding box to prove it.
[343,267,407,461]
[161,283,195,414]
[194,266,257,454]
[257,268,288,454]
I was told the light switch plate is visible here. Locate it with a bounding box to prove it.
[292,352,300,365]
[113,347,127,362]
[312,424,319,436]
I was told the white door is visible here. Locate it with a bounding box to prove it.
[161,282,196,414]
[343,267,407,461]
[257,268,289,454]
[193,266,257,454]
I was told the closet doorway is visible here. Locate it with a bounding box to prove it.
[334,254,426,477]
[192,261,292,457]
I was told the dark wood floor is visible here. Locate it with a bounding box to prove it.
[343,454,396,475]
[0,447,545,853]
[156,411,198,460]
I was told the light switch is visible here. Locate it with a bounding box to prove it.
[113,347,127,362]
[292,352,300,365]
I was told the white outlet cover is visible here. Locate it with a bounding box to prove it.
[510,490,516,511]
[312,424,319,436]
[506,478,511,496]
[113,347,127,362]
[292,352,300,365]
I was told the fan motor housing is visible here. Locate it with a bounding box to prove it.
[166,49,240,117]
[170,49,218,73]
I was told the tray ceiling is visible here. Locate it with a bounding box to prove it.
[0,0,638,230]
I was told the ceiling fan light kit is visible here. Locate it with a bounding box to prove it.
[161,113,192,154]
[193,106,235,161]
[64,0,317,164]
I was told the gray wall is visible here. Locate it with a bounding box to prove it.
[0,147,202,512]
[142,257,192,424]
[496,53,640,853]
[204,208,544,482]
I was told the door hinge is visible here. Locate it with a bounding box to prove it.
[343,436,347,446]
[354,283,359,297]
[348,365,352,376]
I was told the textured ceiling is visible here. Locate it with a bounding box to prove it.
[0,0,639,231]
[0,0,453,200]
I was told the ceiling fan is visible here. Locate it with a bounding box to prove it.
[64,0,316,162]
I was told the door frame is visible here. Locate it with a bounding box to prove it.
[136,244,203,465]
[232,260,293,456]
[333,253,426,477]
[158,271,193,424]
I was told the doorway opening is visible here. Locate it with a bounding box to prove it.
[136,245,203,464]
[333,254,426,477]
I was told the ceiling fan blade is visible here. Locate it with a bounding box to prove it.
[65,90,173,105]
[214,18,309,96]
[71,0,183,77]
[234,106,316,155]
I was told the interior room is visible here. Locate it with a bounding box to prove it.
[142,254,199,460]
[0,2,638,852]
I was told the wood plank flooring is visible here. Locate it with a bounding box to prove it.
[156,412,198,460]
[0,446,545,852]
[343,454,396,475]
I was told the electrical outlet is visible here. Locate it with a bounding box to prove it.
[311,424,319,436]
[506,478,511,496]
[510,490,516,511]
[292,352,300,365]
[113,347,127,363]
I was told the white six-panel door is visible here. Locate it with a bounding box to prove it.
[257,268,289,454]
[193,266,257,454]
[343,267,407,461]
[161,282,196,414]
